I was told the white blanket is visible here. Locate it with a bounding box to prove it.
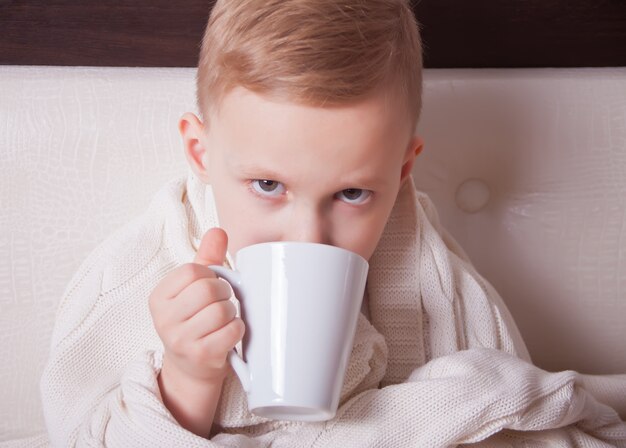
[40,173,626,447]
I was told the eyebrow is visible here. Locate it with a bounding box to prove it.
[340,173,391,189]
[237,165,389,191]
[235,161,391,190]
[233,163,287,183]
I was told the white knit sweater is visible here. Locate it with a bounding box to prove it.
[40,173,626,447]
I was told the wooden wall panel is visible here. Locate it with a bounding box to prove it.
[0,0,625,68]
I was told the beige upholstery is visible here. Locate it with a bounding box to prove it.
[415,68,626,375]
[1,66,624,444]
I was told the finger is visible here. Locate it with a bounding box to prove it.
[172,277,233,322]
[194,227,228,267]
[182,299,238,340]
[152,262,216,303]
[199,317,246,358]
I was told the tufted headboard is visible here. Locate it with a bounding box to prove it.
[415,68,626,374]
[1,65,625,443]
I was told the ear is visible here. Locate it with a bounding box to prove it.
[400,134,424,182]
[179,112,211,183]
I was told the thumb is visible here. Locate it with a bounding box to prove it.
[194,227,228,266]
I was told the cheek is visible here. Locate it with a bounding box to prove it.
[349,232,381,261]
[212,187,280,255]
[337,201,396,260]
[358,217,390,260]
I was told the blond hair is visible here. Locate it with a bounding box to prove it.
[197,0,423,125]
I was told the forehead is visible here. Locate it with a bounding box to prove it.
[209,88,412,168]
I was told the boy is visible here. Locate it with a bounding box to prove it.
[41,0,626,446]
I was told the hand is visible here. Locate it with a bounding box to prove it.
[149,228,245,384]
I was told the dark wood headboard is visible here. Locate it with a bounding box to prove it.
[1,0,625,68]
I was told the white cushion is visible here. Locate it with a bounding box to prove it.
[415,68,626,375]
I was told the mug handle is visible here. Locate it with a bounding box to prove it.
[207,265,251,393]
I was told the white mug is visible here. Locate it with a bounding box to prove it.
[209,241,369,422]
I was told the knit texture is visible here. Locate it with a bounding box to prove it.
[40,172,626,447]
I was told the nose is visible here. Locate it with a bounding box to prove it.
[285,204,330,245]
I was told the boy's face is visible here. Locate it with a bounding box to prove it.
[181,87,422,261]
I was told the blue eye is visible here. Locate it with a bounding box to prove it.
[336,188,372,205]
[251,179,286,197]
